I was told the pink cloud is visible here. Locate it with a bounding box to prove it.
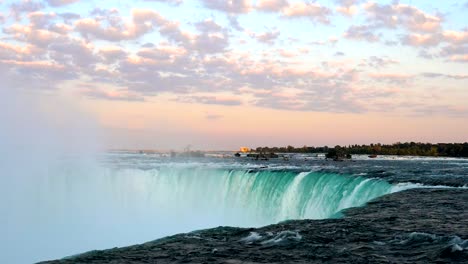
[49,23,73,34]
[0,59,64,70]
[344,25,379,42]
[335,0,360,7]
[278,49,297,58]
[74,9,166,41]
[248,29,280,44]
[177,95,243,106]
[282,2,331,24]
[46,0,80,7]
[10,0,44,20]
[200,0,252,14]
[27,11,56,28]
[401,33,441,47]
[81,87,145,102]
[336,5,358,17]
[443,30,468,44]
[368,72,413,83]
[365,56,399,69]
[143,0,183,5]
[4,24,66,47]
[99,46,128,62]
[449,55,468,63]
[364,2,442,33]
[0,41,38,57]
[256,1,331,24]
[135,45,187,63]
[257,0,288,12]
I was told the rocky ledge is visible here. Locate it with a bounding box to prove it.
[40,189,468,263]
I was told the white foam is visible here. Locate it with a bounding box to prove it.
[240,232,263,244]
[391,182,468,193]
[261,231,302,246]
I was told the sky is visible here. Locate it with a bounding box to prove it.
[1,0,467,150]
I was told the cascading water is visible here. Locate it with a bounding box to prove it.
[3,148,440,264]
[43,164,396,233]
[123,167,394,226]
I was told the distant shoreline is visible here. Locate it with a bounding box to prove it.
[252,142,468,158]
[107,142,468,159]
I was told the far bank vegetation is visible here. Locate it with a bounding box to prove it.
[254,142,468,158]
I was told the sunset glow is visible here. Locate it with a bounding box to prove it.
[2,0,467,149]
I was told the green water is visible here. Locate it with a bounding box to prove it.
[136,167,394,226]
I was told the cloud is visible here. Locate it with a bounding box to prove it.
[99,46,128,62]
[10,1,44,20]
[49,39,99,68]
[49,22,73,34]
[144,0,183,5]
[195,19,223,33]
[74,9,167,41]
[81,86,145,101]
[0,58,76,90]
[252,84,365,113]
[335,0,360,16]
[249,29,280,44]
[136,45,186,61]
[417,49,435,59]
[344,25,379,42]
[192,33,229,54]
[58,12,81,22]
[205,113,224,120]
[256,0,332,24]
[257,0,288,12]
[407,105,468,118]
[421,72,468,80]
[396,29,467,61]
[0,41,39,59]
[443,30,468,44]
[282,2,332,24]
[199,0,252,14]
[440,44,468,56]
[3,23,67,48]
[28,11,56,29]
[335,0,360,6]
[278,49,298,58]
[447,55,468,63]
[308,37,338,46]
[177,95,243,106]
[368,72,413,84]
[400,33,441,47]
[46,0,80,7]
[336,5,358,16]
[363,2,442,33]
[227,15,243,31]
[1,0,466,117]
[365,56,399,69]
[334,51,345,56]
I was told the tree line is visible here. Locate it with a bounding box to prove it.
[254,142,468,158]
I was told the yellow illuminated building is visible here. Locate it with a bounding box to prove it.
[240,147,250,153]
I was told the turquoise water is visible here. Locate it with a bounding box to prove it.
[137,167,393,224]
[1,160,395,263]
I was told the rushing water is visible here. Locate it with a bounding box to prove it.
[1,152,468,264]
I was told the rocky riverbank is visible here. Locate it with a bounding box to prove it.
[40,188,468,263]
